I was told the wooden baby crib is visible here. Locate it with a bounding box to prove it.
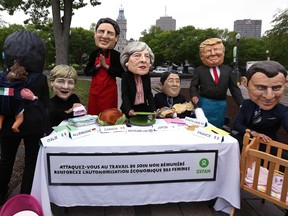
[240,129,288,214]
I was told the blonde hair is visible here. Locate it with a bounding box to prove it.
[199,38,225,54]
[49,64,78,83]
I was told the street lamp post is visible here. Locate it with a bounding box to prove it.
[266,50,270,61]
[234,33,241,85]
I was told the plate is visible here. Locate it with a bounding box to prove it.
[96,117,127,126]
[129,116,156,126]
[135,112,155,115]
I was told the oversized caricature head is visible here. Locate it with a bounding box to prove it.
[49,64,78,101]
[160,72,181,97]
[242,60,288,111]
[199,38,225,67]
[94,17,120,50]
[120,41,154,75]
[4,30,46,73]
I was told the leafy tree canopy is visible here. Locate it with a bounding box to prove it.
[0,0,100,26]
[0,0,101,64]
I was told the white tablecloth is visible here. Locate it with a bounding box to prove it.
[31,120,240,216]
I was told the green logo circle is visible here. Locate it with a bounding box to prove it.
[199,158,209,168]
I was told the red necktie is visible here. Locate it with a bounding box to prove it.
[212,67,219,84]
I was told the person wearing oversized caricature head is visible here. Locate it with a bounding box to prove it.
[154,72,192,118]
[120,41,156,117]
[49,64,86,127]
[0,30,49,204]
[189,38,243,128]
[84,17,125,115]
[233,60,288,146]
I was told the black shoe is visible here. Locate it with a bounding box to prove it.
[0,193,7,205]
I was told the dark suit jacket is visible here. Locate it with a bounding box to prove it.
[120,71,156,116]
[154,92,191,118]
[189,65,243,106]
[84,48,124,78]
[232,99,288,141]
[49,94,81,127]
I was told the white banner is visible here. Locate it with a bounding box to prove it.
[47,151,218,185]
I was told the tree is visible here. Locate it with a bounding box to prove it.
[266,8,288,35]
[0,15,6,27]
[237,38,267,67]
[69,27,95,66]
[0,0,101,65]
[265,8,288,67]
[141,25,236,68]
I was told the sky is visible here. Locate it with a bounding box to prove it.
[1,0,287,40]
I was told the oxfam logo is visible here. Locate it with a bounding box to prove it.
[199,158,209,168]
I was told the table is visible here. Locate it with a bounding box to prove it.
[31,120,240,215]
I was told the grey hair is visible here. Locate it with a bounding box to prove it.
[120,41,155,72]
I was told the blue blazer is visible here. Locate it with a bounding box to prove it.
[232,99,288,140]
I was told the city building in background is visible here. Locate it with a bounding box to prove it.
[156,16,176,31]
[115,5,176,52]
[115,6,128,52]
[233,19,262,39]
[156,6,176,31]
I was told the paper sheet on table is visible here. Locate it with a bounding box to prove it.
[205,125,230,136]
[164,117,187,126]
